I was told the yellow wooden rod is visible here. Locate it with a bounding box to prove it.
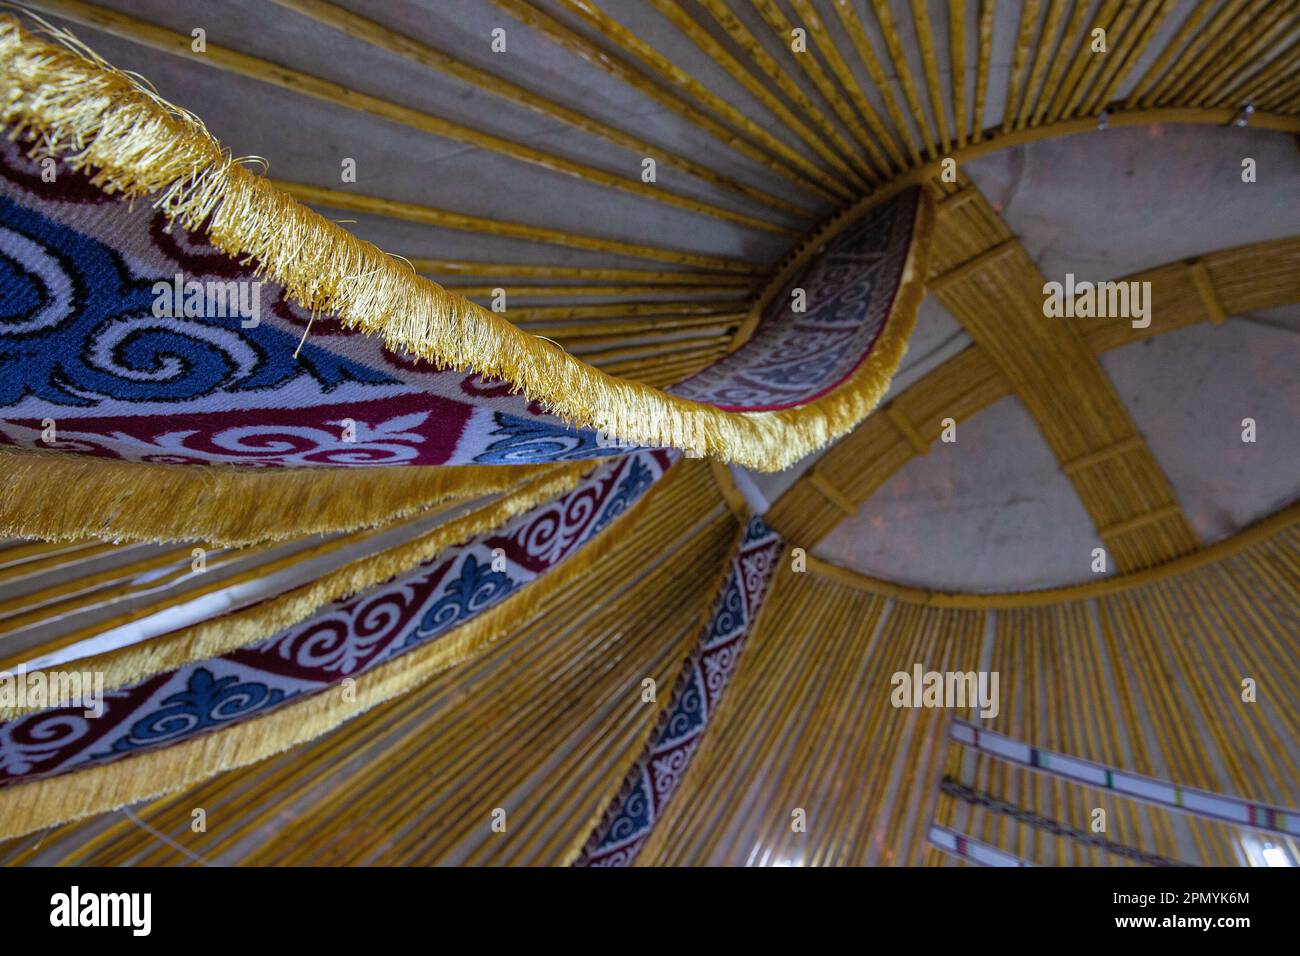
[1215,36,1300,105]
[1068,601,1125,857]
[397,108,1300,290]
[845,603,935,863]
[0,548,196,670]
[263,0,812,223]
[449,283,749,299]
[488,0,842,206]
[869,0,938,156]
[1082,0,1177,117]
[760,583,861,864]
[1184,2,1294,107]
[828,0,924,165]
[948,0,969,148]
[1152,581,1268,798]
[614,351,726,385]
[494,300,740,322]
[400,598,677,862]
[752,0,890,178]
[121,687,423,865]
[1038,2,1104,123]
[622,360,723,389]
[972,0,997,141]
[526,313,744,340]
[273,180,762,273]
[648,0,871,191]
[809,593,892,865]
[1096,504,1183,541]
[787,0,907,171]
[1063,0,1141,121]
[700,0,887,179]
[1044,0,1124,121]
[514,525,738,864]
[201,668,473,864]
[0,546,221,634]
[0,539,97,566]
[1258,73,1300,111]
[1125,0,1218,107]
[1015,0,1066,130]
[0,525,368,675]
[806,470,858,516]
[408,260,754,285]
[0,541,118,585]
[1031,1,1091,127]
[24,0,795,234]
[1060,434,1144,474]
[884,403,932,455]
[578,335,726,364]
[647,565,806,860]
[549,0,850,196]
[909,0,954,151]
[688,577,847,862]
[1136,0,1249,108]
[597,343,726,374]
[927,238,1019,290]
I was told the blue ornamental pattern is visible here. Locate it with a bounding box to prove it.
[668,188,918,409]
[600,773,654,847]
[659,667,708,746]
[589,455,657,535]
[706,566,747,644]
[406,554,518,647]
[473,413,610,464]
[745,515,774,543]
[577,514,783,865]
[102,668,289,755]
[0,192,394,407]
[0,451,672,786]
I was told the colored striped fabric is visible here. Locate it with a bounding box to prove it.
[951,720,1300,837]
[576,515,783,865]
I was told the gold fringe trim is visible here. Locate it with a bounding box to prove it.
[0,15,932,473]
[0,459,684,841]
[0,447,559,545]
[0,462,592,719]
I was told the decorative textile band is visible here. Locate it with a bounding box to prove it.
[0,451,674,836]
[928,823,1033,867]
[0,462,593,717]
[951,719,1300,837]
[0,14,933,492]
[574,515,783,866]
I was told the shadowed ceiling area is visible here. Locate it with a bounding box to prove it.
[0,0,1296,872]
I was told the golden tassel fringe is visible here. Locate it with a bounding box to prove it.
[0,460,687,841]
[0,462,591,719]
[0,447,561,545]
[0,15,933,474]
